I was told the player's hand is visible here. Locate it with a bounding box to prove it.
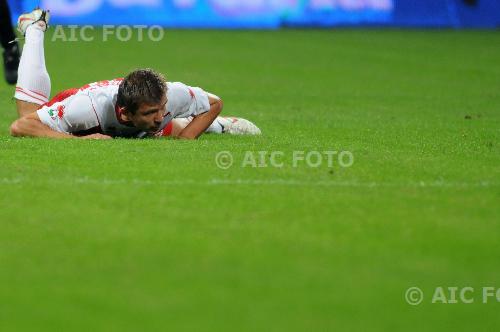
[80,133,113,140]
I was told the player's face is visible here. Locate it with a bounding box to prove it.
[130,96,168,133]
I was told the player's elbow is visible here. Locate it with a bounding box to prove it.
[10,119,23,137]
[218,98,224,112]
[214,98,223,115]
[10,117,35,137]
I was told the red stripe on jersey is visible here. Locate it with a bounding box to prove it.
[43,78,123,108]
[44,88,79,107]
[161,122,173,137]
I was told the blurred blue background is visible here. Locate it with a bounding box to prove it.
[8,0,500,28]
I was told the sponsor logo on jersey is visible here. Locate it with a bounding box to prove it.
[48,108,57,120]
[57,105,65,119]
[47,105,66,120]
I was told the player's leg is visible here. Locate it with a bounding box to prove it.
[14,9,51,117]
[0,0,20,85]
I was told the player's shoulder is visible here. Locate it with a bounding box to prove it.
[167,81,189,93]
[167,82,196,99]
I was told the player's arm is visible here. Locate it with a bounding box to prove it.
[10,95,112,139]
[10,112,111,139]
[177,93,223,140]
[11,112,75,138]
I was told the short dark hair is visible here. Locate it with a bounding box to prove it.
[117,68,167,114]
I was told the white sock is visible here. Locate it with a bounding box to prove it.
[14,25,51,105]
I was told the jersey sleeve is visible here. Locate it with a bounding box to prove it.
[168,82,211,118]
[37,94,100,134]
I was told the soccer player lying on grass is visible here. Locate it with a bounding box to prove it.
[10,9,261,140]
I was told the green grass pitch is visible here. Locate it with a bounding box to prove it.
[0,29,499,331]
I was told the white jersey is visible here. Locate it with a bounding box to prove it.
[37,79,211,138]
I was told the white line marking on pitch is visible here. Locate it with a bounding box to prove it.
[0,177,497,188]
